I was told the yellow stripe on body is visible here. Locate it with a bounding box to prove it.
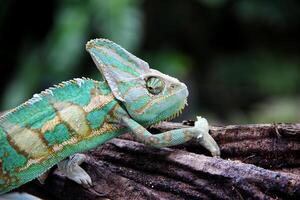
[41,115,61,133]
[89,122,119,137]
[83,93,115,113]
[6,124,49,159]
[53,102,90,136]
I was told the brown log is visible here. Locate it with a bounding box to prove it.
[18,122,300,200]
[152,122,300,171]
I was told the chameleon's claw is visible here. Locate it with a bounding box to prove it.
[194,116,221,157]
[197,131,221,157]
[71,166,93,188]
[57,153,93,188]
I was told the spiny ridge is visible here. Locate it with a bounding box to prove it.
[0,77,93,121]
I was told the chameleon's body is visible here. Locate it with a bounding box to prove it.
[0,39,220,194]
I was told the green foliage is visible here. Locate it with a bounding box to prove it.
[250,97,300,123]
[210,51,300,95]
[198,0,227,8]
[2,0,143,109]
[46,2,89,74]
[90,0,143,51]
[145,50,191,78]
[1,0,300,123]
[234,0,300,27]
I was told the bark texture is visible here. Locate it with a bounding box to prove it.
[18,122,300,200]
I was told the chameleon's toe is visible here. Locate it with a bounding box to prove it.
[77,174,93,188]
[194,116,221,157]
[68,165,93,188]
[197,131,221,157]
[210,147,221,157]
[82,173,93,187]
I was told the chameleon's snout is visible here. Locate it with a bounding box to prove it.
[179,82,189,99]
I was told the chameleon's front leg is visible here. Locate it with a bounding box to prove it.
[122,116,220,156]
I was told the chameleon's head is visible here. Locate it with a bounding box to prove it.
[121,68,188,125]
[86,39,188,125]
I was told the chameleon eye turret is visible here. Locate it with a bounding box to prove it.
[146,77,164,95]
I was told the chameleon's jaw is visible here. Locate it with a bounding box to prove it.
[163,98,187,122]
[161,83,188,122]
[149,97,187,127]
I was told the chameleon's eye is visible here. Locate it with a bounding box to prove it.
[146,77,164,95]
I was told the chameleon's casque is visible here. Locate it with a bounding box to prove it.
[0,39,220,194]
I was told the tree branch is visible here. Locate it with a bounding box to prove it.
[19,122,300,200]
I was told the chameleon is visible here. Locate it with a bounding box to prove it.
[0,38,220,194]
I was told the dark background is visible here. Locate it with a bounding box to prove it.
[0,0,300,124]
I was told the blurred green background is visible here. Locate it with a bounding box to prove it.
[0,0,300,124]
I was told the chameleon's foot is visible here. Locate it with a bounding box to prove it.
[57,153,93,187]
[194,116,221,157]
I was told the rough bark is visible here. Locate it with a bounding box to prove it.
[18,122,300,200]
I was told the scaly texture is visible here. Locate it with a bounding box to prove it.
[0,38,220,194]
[0,78,129,193]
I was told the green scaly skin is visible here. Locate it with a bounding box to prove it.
[0,39,220,194]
